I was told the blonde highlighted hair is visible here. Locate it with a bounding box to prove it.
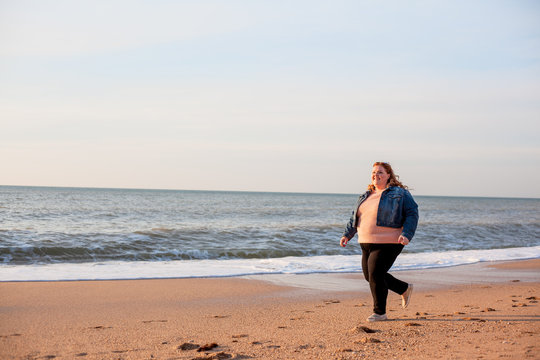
[367,162,409,191]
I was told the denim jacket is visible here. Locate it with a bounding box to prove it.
[342,186,419,241]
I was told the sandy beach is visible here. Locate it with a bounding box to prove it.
[1,259,539,360]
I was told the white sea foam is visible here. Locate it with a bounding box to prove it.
[1,246,539,282]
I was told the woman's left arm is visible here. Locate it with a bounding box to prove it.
[401,191,419,241]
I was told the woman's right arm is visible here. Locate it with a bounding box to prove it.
[341,208,357,244]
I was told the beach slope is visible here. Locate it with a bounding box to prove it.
[1,260,539,360]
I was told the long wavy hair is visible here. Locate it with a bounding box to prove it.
[367,162,409,191]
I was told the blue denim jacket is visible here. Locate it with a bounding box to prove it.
[342,186,419,241]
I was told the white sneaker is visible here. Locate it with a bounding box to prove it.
[402,284,413,309]
[367,313,387,322]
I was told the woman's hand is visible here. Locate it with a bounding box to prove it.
[340,236,349,247]
[398,235,410,245]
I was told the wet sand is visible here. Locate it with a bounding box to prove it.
[1,259,539,359]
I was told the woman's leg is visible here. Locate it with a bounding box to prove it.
[385,272,408,295]
[360,243,371,283]
[382,245,408,295]
[362,243,407,315]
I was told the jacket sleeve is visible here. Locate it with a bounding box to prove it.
[342,208,358,240]
[401,190,419,240]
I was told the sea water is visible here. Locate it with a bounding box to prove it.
[1,186,539,281]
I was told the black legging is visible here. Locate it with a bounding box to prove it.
[360,243,408,315]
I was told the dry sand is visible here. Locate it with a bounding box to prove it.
[1,259,539,360]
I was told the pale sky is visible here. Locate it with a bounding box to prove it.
[1,0,539,198]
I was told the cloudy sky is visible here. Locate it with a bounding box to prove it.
[1,0,539,197]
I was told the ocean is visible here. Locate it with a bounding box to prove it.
[1,186,539,281]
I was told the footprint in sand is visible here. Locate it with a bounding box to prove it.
[142,320,168,323]
[178,342,222,353]
[324,300,340,305]
[0,333,22,339]
[197,343,219,352]
[356,337,382,344]
[349,325,378,334]
[231,336,248,344]
[512,303,528,307]
[191,352,234,360]
[480,308,496,312]
[462,317,486,322]
[178,343,200,350]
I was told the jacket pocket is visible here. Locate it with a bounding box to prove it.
[387,194,403,226]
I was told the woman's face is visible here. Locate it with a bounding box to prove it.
[371,165,390,189]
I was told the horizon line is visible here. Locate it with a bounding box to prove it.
[1,184,538,200]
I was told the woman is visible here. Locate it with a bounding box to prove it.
[340,162,419,322]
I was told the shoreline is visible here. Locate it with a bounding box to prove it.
[1,259,539,359]
[243,258,540,292]
[2,248,539,282]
